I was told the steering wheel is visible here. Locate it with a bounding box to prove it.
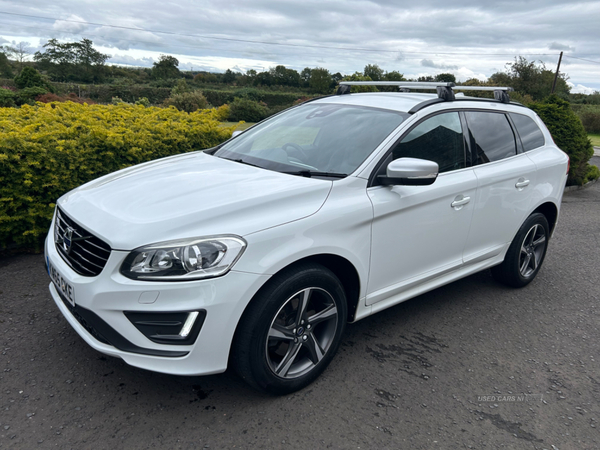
[282,142,308,160]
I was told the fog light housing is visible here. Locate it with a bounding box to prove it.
[124,310,206,345]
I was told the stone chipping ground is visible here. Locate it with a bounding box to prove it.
[0,178,599,450]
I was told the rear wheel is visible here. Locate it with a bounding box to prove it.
[232,263,347,395]
[492,213,549,288]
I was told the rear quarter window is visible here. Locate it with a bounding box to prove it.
[509,113,546,151]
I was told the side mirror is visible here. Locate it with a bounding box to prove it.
[379,157,439,186]
[232,130,243,138]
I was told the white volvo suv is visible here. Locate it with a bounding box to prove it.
[45,82,569,394]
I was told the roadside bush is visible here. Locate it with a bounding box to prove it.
[16,87,48,105]
[530,95,596,185]
[0,87,15,107]
[228,97,269,122]
[35,92,96,105]
[0,103,236,249]
[162,91,210,112]
[14,67,53,92]
[572,105,600,134]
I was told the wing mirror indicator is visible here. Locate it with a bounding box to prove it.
[378,157,439,186]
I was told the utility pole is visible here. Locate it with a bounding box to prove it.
[551,51,563,94]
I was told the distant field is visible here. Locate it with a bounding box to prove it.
[589,133,600,147]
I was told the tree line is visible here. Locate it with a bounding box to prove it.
[0,38,595,102]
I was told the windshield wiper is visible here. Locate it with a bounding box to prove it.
[221,157,264,168]
[283,170,347,179]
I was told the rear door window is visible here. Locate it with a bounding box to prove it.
[465,112,517,164]
[509,113,546,151]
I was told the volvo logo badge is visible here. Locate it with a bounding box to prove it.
[63,226,74,254]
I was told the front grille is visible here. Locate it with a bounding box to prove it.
[54,208,112,277]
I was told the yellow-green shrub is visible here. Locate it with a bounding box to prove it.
[0,102,235,249]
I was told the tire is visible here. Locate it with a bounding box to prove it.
[232,263,347,395]
[491,212,550,288]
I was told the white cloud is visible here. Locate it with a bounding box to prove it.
[568,82,598,95]
[52,14,88,34]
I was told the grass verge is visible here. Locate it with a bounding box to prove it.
[589,133,600,147]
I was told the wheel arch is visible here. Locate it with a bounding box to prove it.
[531,201,559,236]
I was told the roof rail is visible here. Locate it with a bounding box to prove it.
[336,81,514,104]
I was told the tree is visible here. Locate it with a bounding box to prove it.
[309,68,332,94]
[384,71,405,81]
[435,73,456,83]
[363,64,384,81]
[269,65,300,87]
[489,57,570,101]
[300,67,312,87]
[14,66,52,91]
[340,72,377,92]
[530,95,596,185]
[151,55,180,80]
[34,38,109,82]
[5,41,32,70]
[222,69,236,84]
[0,50,13,77]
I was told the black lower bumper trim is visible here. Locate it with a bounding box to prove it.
[54,288,189,358]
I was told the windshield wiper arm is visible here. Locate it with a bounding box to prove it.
[283,170,347,179]
[222,157,263,168]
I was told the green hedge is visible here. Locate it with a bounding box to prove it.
[0,102,235,249]
[531,95,597,185]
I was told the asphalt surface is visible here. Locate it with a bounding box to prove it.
[1,180,599,450]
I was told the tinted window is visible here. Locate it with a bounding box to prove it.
[392,112,465,173]
[510,113,545,151]
[465,112,516,164]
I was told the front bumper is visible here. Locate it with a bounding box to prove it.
[45,220,269,376]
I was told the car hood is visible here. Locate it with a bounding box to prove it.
[58,152,333,250]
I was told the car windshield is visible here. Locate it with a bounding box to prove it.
[214,103,407,178]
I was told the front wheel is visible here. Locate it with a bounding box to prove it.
[232,263,347,395]
[491,212,550,288]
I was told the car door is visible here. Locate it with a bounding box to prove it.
[366,111,477,306]
[461,110,538,265]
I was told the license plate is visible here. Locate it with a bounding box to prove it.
[48,259,76,307]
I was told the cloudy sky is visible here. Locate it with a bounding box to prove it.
[1,0,599,92]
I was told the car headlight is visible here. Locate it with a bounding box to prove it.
[120,236,247,281]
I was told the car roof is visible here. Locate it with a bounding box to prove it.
[311,92,435,113]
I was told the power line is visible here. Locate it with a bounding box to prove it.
[562,55,600,65]
[0,10,563,58]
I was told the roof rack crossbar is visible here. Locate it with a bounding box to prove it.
[336,81,514,104]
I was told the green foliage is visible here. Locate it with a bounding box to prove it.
[0,102,235,249]
[269,65,300,87]
[384,71,405,81]
[363,64,384,81]
[135,97,150,107]
[435,73,456,83]
[16,87,48,105]
[309,68,332,94]
[571,104,600,133]
[171,79,191,96]
[162,91,210,112]
[0,88,16,107]
[490,57,570,101]
[530,95,594,186]
[228,97,269,122]
[0,52,13,77]
[34,38,109,83]
[585,164,600,183]
[152,55,180,80]
[340,73,377,93]
[14,67,52,91]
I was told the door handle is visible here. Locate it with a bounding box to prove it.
[515,179,530,189]
[451,196,471,208]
